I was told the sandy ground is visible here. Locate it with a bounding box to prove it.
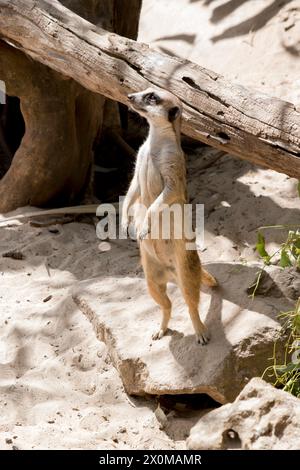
[0,218,188,449]
[0,0,299,450]
[139,0,300,105]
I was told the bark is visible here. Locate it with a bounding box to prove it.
[0,0,298,179]
[0,41,103,211]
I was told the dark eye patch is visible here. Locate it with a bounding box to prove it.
[144,92,161,105]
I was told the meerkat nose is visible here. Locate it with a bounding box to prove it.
[128,94,135,101]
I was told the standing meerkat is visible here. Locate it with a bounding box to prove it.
[122,87,217,344]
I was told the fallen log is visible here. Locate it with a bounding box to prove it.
[0,0,300,178]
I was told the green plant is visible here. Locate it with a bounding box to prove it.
[250,220,300,397]
[262,299,300,398]
[249,226,300,298]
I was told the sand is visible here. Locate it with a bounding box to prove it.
[139,0,300,105]
[0,218,188,449]
[0,0,299,450]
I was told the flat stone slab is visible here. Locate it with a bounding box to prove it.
[72,263,293,403]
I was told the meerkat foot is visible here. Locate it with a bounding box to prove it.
[196,329,210,345]
[152,328,167,340]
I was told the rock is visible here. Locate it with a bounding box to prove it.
[72,261,293,403]
[248,266,300,302]
[154,405,168,430]
[187,378,300,450]
[263,267,300,302]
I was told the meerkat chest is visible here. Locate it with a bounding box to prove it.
[138,152,163,204]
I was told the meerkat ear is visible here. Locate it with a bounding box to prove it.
[168,106,181,122]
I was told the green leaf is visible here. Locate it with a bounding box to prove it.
[294,236,300,250]
[256,232,270,264]
[280,249,292,268]
[294,314,300,332]
[290,244,300,260]
[275,363,300,375]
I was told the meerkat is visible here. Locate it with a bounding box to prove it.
[122,87,217,344]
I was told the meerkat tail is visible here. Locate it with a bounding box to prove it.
[201,268,218,287]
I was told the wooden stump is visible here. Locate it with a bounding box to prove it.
[0,41,103,210]
[0,0,142,212]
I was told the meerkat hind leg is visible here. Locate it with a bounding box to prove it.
[177,260,210,345]
[141,247,172,340]
[189,303,210,345]
[147,278,171,340]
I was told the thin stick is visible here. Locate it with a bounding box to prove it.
[0,203,119,227]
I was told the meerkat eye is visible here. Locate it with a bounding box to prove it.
[145,92,161,105]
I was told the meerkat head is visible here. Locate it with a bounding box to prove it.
[127,88,182,126]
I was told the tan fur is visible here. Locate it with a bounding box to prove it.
[122,88,217,344]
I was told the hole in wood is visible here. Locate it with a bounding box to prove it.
[182,76,203,93]
[217,131,230,141]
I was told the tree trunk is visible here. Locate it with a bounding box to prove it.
[0,0,142,212]
[0,0,299,180]
[0,41,104,210]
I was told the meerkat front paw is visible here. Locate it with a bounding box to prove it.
[196,329,210,345]
[139,222,150,240]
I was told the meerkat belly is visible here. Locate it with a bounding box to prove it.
[151,239,179,283]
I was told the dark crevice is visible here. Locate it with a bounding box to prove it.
[217,131,230,141]
[182,75,230,108]
[0,95,25,179]
[154,392,220,442]
[222,429,242,449]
